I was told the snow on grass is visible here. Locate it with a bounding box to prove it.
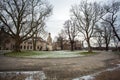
[6,50,96,58]
[25,51,84,58]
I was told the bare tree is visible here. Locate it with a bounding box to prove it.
[64,19,79,51]
[0,0,52,52]
[56,29,66,50]
[94,25,104,49]
[113,36,119,50]
[101,21,112,51]
[71,1,105,52]
[102,1,120,41]
[56,35,64,50]
[32,21,46,50]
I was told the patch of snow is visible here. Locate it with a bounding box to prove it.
[73,64,120,80]
[25,71,46,80]
[0,71,46,80]
[0,71,44,74]
[106,67,118,71]
[117,64,120,67]
[28,51,84,58]
[73,75,94,80]
[106,64,120,71]
[25,75,33,80]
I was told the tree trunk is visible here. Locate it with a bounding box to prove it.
[111,24,120,41]
[114,32,120,41]
[60,39,63,50]
[98,43,102,50]
[33,39,36,50]
[70,41,74,51]
[99,44,101,49]
[105,44,109,51]
[87,39,92,52]
[14,40,21,52]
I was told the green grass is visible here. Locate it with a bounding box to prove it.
[79,52,96,55]
[4,51,97,58]
[5,51,45,57]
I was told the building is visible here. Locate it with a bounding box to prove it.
[0,27,15,50]
[20,33,53,51]
[46,33,53,50]
[53,40,82,50]
[0,27,82,51]
[0,27,53,51]
[20,37,47,51]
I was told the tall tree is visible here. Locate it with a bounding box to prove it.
[57,30,65,50]
[32,21,46,50]
[0,0,52,52]
[56,35,64,50]
[102,1,120,41]
[57,29,66,50]
[71,1,105,52]
[101,21,112,51]
[64,19,79,51]
[94,25,104,48]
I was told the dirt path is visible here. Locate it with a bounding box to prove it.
[0,51,119,79]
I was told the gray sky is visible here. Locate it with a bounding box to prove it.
[46,0,104,39]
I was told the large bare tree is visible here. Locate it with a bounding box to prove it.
[0,0,52,52]
[71,1,105,52]
[64,19,79,51]
[102,1,120,41]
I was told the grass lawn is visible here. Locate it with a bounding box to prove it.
[4,51,96,58]
[80,52,96,55]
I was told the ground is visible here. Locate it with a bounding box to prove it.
[0,51,120,80]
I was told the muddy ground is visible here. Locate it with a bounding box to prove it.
[0,51,119,80]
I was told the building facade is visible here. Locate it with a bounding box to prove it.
[0,28,53,51]
[0,27,82,51]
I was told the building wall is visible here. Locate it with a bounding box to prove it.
[20,40,47,51]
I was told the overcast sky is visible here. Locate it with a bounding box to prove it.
[46,0,105,40]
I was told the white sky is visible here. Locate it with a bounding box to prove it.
[46,0,105,40]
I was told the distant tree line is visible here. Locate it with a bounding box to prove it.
[56,0,120,52]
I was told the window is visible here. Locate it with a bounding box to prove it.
[13,45,15,49]
[24,46,26,49]
[30,46,32,49]
[27,46,29,49]
[37,46,39,49]
[28,42,32,44]
[20,46,22,49]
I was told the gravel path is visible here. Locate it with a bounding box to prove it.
[0,51,119,79]
[0,51,117,71]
